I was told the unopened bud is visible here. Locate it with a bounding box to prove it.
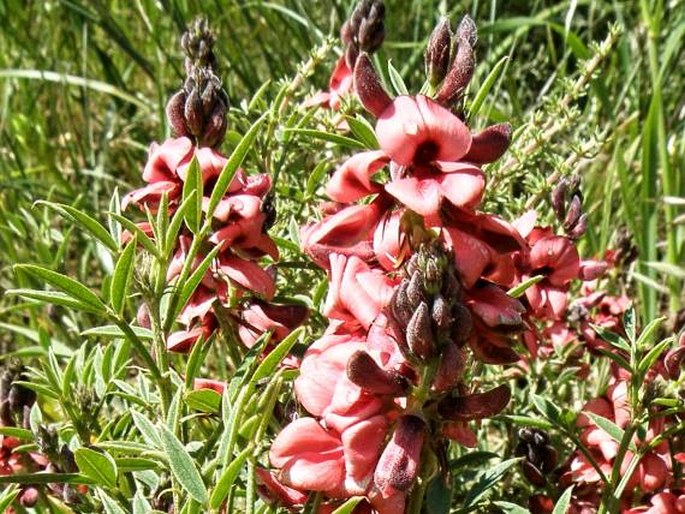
[431,295,452,332]
[567,213,588,240]
[515,428,558,487]
[406,272,426,308]
[463,123,512,164]
[357,2,385,53]
[19,487,39,508]
[563,195,582,231]
[407,302,434,359]
[374,415,425,498]
[437,384,511,421]
[456,15,477,48]
[665,346,685,380]
[435,15,477,107]
[354,53,392,118]
[579,260,607,281]
[390,281,413,327]
[551,179,568,220]
[166,90,190,138]
[347,350,408,395]
[425,19,452,87]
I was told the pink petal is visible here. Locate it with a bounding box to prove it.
[327,151,388,203]
[341,415,388,482]
[270,418,342,467]
[416,95,471,162]
[143,138,193,182]
[385,177,441,216]
[436,164,485,209]
[219,256,275,299]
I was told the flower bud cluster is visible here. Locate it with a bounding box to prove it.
[166,18,229,148]
[341,0,386,69]
[124,22,306,353]
[515,428,558,487]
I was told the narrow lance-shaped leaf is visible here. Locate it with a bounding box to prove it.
[110,237,136,314]
[159,425,208,505]
[14,264,107,313]
[36,201,119,252]
[74,447,118,488]
[181,156,202,234]
[207,112,268,217]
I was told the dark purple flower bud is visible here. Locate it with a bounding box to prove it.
[406,272,426,309]
[456,15,477,48]
[166,90,190,138]
[354,53,392,118]
[463,123,512,165]
[407,301,434,359]
[374,415,425,498]
[563,195,583,231]
[390,281,413,327]
[183,87,204,137]
[551,178,568,220]
[579,260,608,281]
[9,383,36,413]
[437,384,511,421]
[0,399,12,426]
[515,428,558,487]
[567,213,588,240]
[20,487,39,508]
[435,36,475,106]
[425,18,452,87]
[347,350,409,395]
[341,20,354,46]
[345,44,360,71]
[665,346,685,380]
[432,343,464,393]
[431,294,452,332]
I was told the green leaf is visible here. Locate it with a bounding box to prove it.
[502,415,554,430]
[0,427,34,440]
[638,337,673,375]
[207,112,268,217]
[623,307,636,343]
[74,447,118,488]
[0,484,21,512]
[115,457,160,472]
[507,275,544,298]
[108,213,160,258]
[332,497,366,514]
[185,389,221,413]
[14,264,107,313]
[36,201,118,252]
[98,489,127,514]
[387,60,408,95]
[252,327,304,382]
[81,325,154,340]
[468,56,509,119]
[462,457,521,508]
[552,486,574,514]
[181,156,202,234]
[493,502,531,514]
[531,394,564,426]
[131,410,162,448]
[110,237,136,314]
[591,324,631,354]
[346,115,380,149]
[584,412,632,450]
[305,160,330,197]
[0,472,93,485]
[159,425,208,505]
[425,475,452,514]
[133,489,153,514]
[283,128,366,150]
[208,447,251,509]
[173,245,221,322]
[635,317,666,352]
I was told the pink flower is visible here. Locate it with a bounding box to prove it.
[269,416,388,497]
[237,300,309,348]
[305,57,354,111]
[375,95,471,166]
